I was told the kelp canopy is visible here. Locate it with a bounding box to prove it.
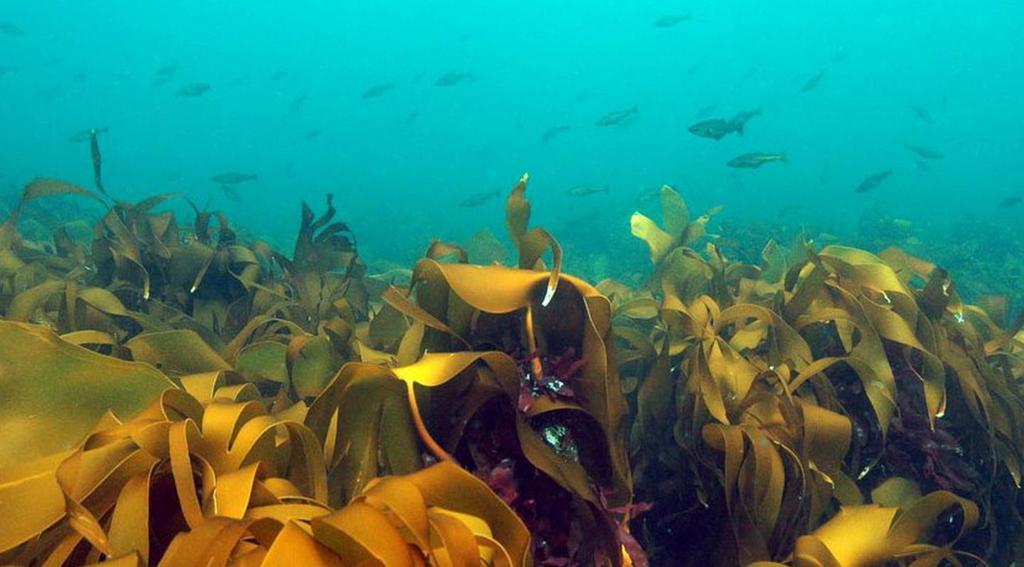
[0,176,1022,566]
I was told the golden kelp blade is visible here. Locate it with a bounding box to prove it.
[0,321,174,468]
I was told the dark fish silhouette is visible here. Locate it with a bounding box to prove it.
[542,125,570,143]
[999,195,1022,209]
[909,105,933,123]
[90,129,108,196]
[68,127,108,143]
[906,144,944,160]
[595,105,638,127]
[695,104,717,119]
[177,82,211,97]
[152,64,177,86]
[269,68,288,81]
[565,184,609,197]
[211,172,258,185]
[459,191,499,207]
[304,129,323,141]
[801,70,825,92]
[689,108,761,139]
[727,152,787,168]
[289,95,307,112]
[435,72,474,87]
[362,83,396,98]
[653,14,691,28]
[0,22,25,36]
[855,170,893,193]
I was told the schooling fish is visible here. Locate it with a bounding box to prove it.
[542,125,570,143]
[435,72,474,87]
[999,195,1022,209]
[653,14,691,28]
[0,22,25,36]
[906,144,944,160]
[801,70,825,92]
[362,83,396,98]
[855,169,893,193]
[459,190,499,207]
[90,129,108,196]
[68,127,108,143]
[688,118,734,140]
[595,105,638,127]
[177,82,211,97]
[727,152,787,168]
[565,184,609,197]
[909,104,933,123]
[211,172,258,185]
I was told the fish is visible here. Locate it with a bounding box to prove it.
[269,68,288,81]
[152,64,177,86]
[801,70,825,92]
[855,169,893,193]
[177,82,211,97]
[595,105,638,127]
[90,129,108,196]
[459,191,499,207]
[0,22,25,36]
[304,129,323,140]
[210,172,258,185]
[726,152,787,168]
[435,72,474,87]
[909,104,933,123]
[999,195,1022,209]
[542,125,570,143]
[288,95,307,112]
[905,144,944,160]
[695,104,717,119]
[688,108,761,140]
[688,118,734,140]
[565,184,609,197]
[68,127,108,143]
[653,14,691,28]
[362,83,396,98]
[405,111,419,125]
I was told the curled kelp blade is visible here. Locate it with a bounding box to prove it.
[505,173,562,306]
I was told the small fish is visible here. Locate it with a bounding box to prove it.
[595,105,638,127]
[688,118,734,140]
[210,172,258,185]
[999,195,1022,209]
[0,22,25,36]
[653,14,691,28]
[801,70,825,92]
[68,127,108,143]
[727,152,787,168]
[729,108,761,133]
[565,184,609,197]
[695,104,717,119]
[542,125,570,143]
[405,111,419,125]
[435,72,474,87]
[152,64,177,86]
[269,68,288,81]
[288,95,307,112]
[905,144,944,160]
[909,104,933,123]
[90,129,107,196]
[362,83,396,98]
[304,129,323,140]
[855,169,893,193]
[177,82,211,97]
[459,190,499,207]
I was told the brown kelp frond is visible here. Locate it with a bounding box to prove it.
[3,170,1022,566]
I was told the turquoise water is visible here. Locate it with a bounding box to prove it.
[2,1,1023,280]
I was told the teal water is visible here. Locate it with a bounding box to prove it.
[2,1,1022,285]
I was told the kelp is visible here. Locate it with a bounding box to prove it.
[1,168,1023,566]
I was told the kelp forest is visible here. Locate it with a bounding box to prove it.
[1,172,1023,567]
